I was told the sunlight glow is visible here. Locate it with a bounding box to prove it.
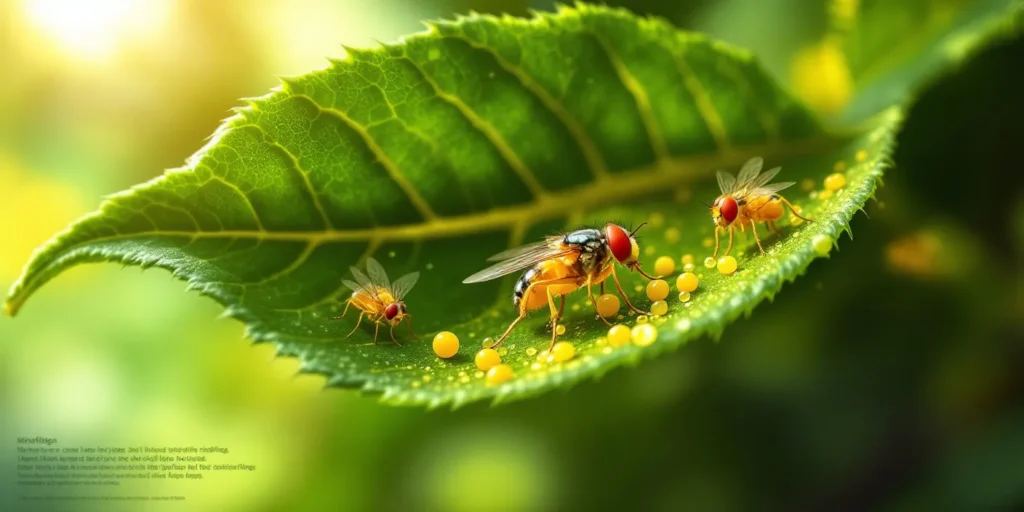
[24,0,172,61]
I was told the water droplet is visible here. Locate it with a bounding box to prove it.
[482,337,494,348]
[497,347,508,356]
[526,347,538,356]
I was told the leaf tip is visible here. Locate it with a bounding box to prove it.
[3,300,16,318]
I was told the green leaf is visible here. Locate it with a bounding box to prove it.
[0,4,917,407]
[837,0,1021,123]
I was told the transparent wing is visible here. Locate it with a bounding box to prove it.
[348,266,378,298]
[750,181,796,196]
[736,157,764,187]
[341,279,365,293]
[716,170,737,195]
[746,166,782,191]
[484,238,558,262]
[389,272,420,301]
[463,243,575,283]
[364,257,391,290]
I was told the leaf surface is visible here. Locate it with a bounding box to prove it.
[1,5,902,406]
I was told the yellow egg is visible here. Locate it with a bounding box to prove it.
[678,291,691,302]
[704,256,717,269]
[824,173,846,191]
[607,325,631,347]
[631,323,658,347]
[646,279,670,301]
[475,349,501,371]
[596,294,620,318]
[818,189,834,200]
[812,234,833,256]
[432,331,459,359]
[654,256,676,277]
[650,300,668,316]
[717,256,738,275]
[555,324,566,335]
[636,315,648,324]
[486,364,515,386]
[675,272,698,293]
[550,342,575,363]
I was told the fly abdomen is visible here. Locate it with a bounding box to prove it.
[513,266,540,310]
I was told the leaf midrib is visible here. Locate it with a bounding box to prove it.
[3,134,841,316]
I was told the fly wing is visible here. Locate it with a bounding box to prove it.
[364,257,391,291]
[747,166,782,191]
[484,237,560,261]
[716,170,737,195]
[349,266,378,299]
[736,157,764,188]
[389,272,420,301]
[749,181,796,197]
[341,279,365,293]
[463,243,575,283]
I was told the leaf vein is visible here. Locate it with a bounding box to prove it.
[289,93,439,221]
[399,54,549,199]
[439,33,610,179]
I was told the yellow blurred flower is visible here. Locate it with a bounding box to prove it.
[0,154,86,280]
[790,35,854,116]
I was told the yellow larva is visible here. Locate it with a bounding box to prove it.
[596,294,620,318]
[432,331,459,359]
[475,349,501,371]
[608,325,631,347]
[654,256,676,277]
[646,279,670,301]
[549,342,575,363]
[717,256,738,275]
[675,272,698,293]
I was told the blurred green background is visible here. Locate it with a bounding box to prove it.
[2,0,1021,510]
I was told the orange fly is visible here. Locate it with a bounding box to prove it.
[709,157,813,257]
[463,223,657,350]
[334,257,419,345]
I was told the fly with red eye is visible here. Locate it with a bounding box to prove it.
[463,222,657,350]
[333,257,419,345]
[709,157,813,257]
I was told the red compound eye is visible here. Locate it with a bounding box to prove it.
[720,196,738,224]
[605,224,632,263]
[384,303,400,320]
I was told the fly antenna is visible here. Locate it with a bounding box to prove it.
[700,200,712,208]
[629,222,648,237]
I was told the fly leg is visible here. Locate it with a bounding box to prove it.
[332,299,353,320]
[405,315,417,340]
[611,265,648,315]
[389,322,403,347]
[767,220,781,235]
[780,196,813,223]
[725,226,735,257]
[372,317,382,345]
[489,277,578,349]
[750,218,766,254]
[587,277,612,326]
[713,226,721,258]
[546,287,562,350]
[346,312,365,338]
